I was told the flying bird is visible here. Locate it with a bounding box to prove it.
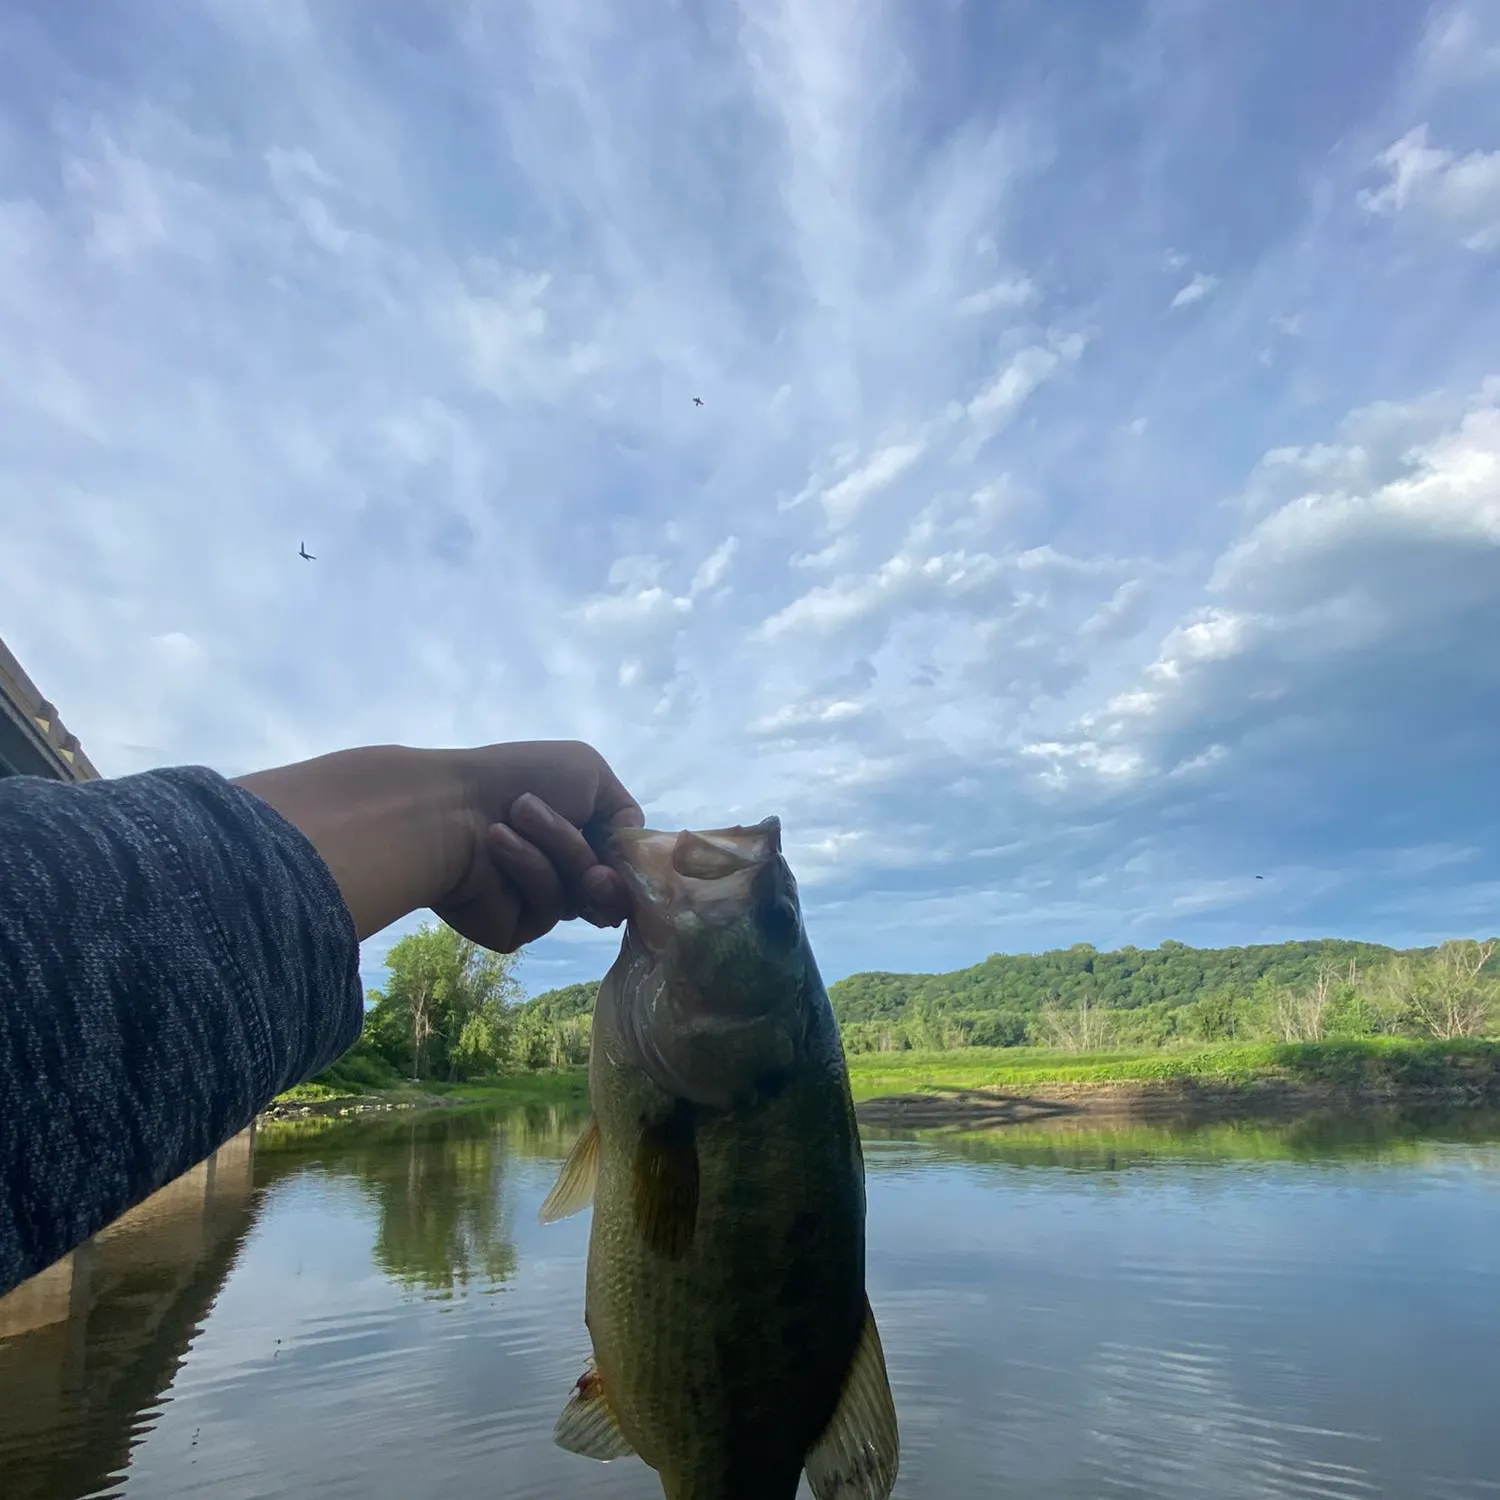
[299,542,316,561]
[1255,875,1264,880]
[693,396,704,406]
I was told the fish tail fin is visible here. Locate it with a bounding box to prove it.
[804,1294,900,1500]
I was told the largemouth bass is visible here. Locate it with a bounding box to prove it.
[539,817,899,1500]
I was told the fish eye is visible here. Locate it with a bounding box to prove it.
[756,897,801,951]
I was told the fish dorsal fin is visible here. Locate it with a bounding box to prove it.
[804,1295,900,1500]
[540,1117,600,1224]
[553,1360,637,1462]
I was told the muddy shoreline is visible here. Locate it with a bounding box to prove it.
[257,1093,456,1124]
[852,1076,1500,1130]
[258,1074,1500,1132]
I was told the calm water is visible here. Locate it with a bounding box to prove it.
[3,1104,1500,1499]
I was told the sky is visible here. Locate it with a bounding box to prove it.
[2,0,1499,999]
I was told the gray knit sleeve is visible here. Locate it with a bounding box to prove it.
[0,765,364,1295]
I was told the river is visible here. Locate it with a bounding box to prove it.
[3,1103,1499,1499]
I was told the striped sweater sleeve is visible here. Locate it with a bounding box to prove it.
[0,765,364,1296]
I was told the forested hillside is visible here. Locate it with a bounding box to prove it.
[827,939,1405,1021]
[518,981,598,1025]
[520,936,1498,1053]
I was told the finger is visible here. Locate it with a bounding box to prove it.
[578,865,632,927]
[509,901,557,950]
[590,754,645,830]
[510,793,607,889]
[487,824,571,939]
[513,813,629,929]
[606,799,645,830]
[507,797,633,928]
[489,823,575,925]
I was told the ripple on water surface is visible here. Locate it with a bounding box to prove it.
[2,1107,1498,1499]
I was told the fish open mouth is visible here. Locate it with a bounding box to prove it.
[588,817,803,975]
[588,816,782,872]
[590,818,776,918]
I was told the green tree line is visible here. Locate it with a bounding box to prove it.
[831,937,1500,1053]
[326,925,1500,1089]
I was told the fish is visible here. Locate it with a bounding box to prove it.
[539,816,899,1500]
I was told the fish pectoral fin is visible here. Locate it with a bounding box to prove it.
[539,1117,600,1224]
[804,1295,900,1500]
[632,1101,699,1259]
[553,1360,637,1462]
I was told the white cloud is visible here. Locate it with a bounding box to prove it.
[1061,378,1500,813]
[1081,579,1151,640]
[955,276,1037,316]
[1415,4,1500,89]
[1214,388,1500,595]
[689,535,739,596]
[965,333,1086,440]
[1170,272,1218,309]
[816,440,927,529]
[2,1,1497,993]
[1358,124,1500,251]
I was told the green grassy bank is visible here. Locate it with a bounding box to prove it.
[269,1067,587,1116]
[845,1037,1500,1105]
[267,1037,1500,1125]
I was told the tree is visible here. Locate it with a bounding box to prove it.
[1180,986,1242,1043]
[509,1010,592,1070]
[367,921,523,1081]
[1270,964,1339,1043]
[1039,987,1113,1052]
[906,997,949,1051]
[1385,940,1497,1041]
[453,1009,512,1078]
[1324,958,1405,1038]
[967,1011,1027,1048]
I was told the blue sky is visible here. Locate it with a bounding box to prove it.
[3,0,1499,998]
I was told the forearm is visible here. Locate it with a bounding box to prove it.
[0,767,363,1295]
[234,745,475,941]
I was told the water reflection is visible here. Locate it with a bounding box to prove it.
[865,1104,1500,1174]
[0,1131,258,1500]
[259,1114,526,1296]
[1,1104,1497,1499]
[251,1106,590,1299]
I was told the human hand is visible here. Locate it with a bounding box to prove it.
[438,739,645,953]
[236,739,644,950]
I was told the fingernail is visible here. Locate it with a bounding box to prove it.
[513,792,554,822]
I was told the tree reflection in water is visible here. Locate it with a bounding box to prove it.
[256,1105,590,1297]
